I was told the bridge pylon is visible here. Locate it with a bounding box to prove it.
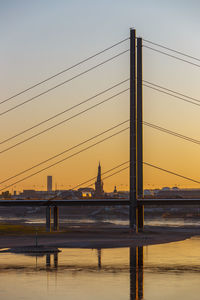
[129,28,144,231]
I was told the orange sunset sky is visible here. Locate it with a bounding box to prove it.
[1,1,200,192]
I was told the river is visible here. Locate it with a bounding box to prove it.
[0,237,200,299]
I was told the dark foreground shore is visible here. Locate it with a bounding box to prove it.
[0,224,199,249]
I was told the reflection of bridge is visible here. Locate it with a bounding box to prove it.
[130,247,143,300]
[46,252,58,268]
[41,247,144,300]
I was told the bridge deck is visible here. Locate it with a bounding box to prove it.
[0,198,200,206]
[138,199,200,205]
[0,199,129,206]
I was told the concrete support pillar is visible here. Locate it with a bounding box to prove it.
[53,206,59,231]
[138,205,144,231]
[130,28,137,231]
[46,207,51,232]
[137,37,144,232]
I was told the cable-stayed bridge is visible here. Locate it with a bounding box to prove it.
[1,28,200,232]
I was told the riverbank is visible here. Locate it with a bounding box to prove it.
[0,224,199,249]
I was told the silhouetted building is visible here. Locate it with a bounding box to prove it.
[47,176,52,192]
[20,190,50,199]
[113,186,117,193]
[94,162,104,198]
[21,190,36,198]
[156,188,200,199]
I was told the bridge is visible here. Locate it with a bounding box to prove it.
[1,28,200,232]
[1,197,200,231]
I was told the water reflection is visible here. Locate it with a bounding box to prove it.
[97,248,102,270]
[33,247,144,300]
[45,253,58,269]
[130,247,144,300]
[2,239,200,300]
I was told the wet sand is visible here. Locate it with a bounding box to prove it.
[0,225,199,249]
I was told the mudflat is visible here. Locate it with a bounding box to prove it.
[0,225,198,249]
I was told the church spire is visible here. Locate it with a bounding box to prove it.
[97,162,101,180]
[94,162,104,198]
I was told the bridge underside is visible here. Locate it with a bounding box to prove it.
[0,198,200,232]
[0,198,200,206]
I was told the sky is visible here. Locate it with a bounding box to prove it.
[1,0,200,192]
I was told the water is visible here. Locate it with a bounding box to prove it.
[0,238,200,299]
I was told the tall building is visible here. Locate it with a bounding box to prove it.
[94,162,104,198]
[47,176,52,192]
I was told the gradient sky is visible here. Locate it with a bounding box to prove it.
[1,0,200,192]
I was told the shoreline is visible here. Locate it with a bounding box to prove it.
[0,224,199,249]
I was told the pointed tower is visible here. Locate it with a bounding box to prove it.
[94,162,104,198]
